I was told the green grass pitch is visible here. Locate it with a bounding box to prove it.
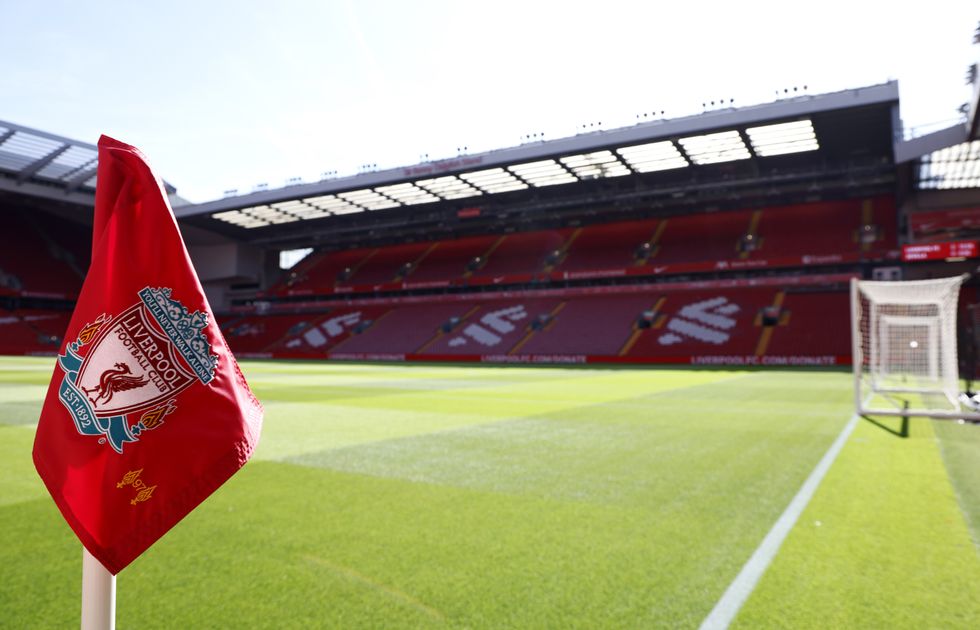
[2,356,979,628]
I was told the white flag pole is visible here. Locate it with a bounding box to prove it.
[81,547,115,630]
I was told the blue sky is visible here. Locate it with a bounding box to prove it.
[1,1,977,202]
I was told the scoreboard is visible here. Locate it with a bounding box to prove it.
[901,240,979,262]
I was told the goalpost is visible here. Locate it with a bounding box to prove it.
[851,274,980,419]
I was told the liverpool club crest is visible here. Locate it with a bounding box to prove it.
[56,287,217,453]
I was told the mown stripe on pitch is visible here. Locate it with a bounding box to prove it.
[699,414,858,630]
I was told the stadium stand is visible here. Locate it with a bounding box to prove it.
[470,230,572,278]
[34,210,91,273]
[405,234,498,285]
[753,197,897,259]
[908,206,980,242]
[338,302,474,354]
[268,196,900,300]
[213,188,907,366]
[621,288,778,359]
[8,82,980,368]
[223,275,855,364]
[515,294,655,355]
[0,192,891,365]
[269,305,394,355]
[0,207,86,298]
[653,210,755,265]
[0,312,41,355]
[418,298,565,356]
[342,241,435,285]
[22,309,71,353]
[220,282,858,365]
[764,290,851,357]
[272,247,374,295]
[222,313,320,354]
[555,219,661,272]
[0,308,70,354]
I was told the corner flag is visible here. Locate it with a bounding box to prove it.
[33,135,263,575]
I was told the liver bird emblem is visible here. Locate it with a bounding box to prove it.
[82,362,149,406]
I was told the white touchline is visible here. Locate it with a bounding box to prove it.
[698,414,859,630]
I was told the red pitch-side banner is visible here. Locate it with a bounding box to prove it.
[244,350,849,367]
[33,136,263,575]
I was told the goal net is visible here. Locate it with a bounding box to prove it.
[965,303,980,383]
[852,274,978,419]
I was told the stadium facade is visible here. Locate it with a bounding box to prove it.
[2,76,980,366]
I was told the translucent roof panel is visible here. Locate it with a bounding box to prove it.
[212,210,270,229]
[270,200,310,212]
[560,150,631,179]
[244,205,301,224]
[415,175,482,200]
[507,160,577,187]
[209,205,313,228]
[304,194,363,214]
[35,145,98,181]
[615,141,689,172]
[289,207,331,220]
[677,130,751,165]
[460,168,528,193]
[0,131,63,170]
[918,140,980,189]
[0,120,174,195]
[746,119,819,156]
[271,200,330,220]
[338,188,401,210]
[375,182,440,205]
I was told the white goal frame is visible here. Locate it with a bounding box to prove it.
[851,274,980,419]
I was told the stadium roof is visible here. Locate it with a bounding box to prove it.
[177,82,901,247]
[0,120,175,206]
[900,22,980,191]
[917,140,980,190]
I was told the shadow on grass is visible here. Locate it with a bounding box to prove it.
[861,414,909,438]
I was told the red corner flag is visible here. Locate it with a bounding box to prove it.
[33,136,263,575]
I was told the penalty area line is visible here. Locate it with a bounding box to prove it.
[699,413,859,630]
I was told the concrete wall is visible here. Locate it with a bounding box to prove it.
[187,242,267,311]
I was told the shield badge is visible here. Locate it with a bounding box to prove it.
[55,287,217,453]
[75,303,195,417]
